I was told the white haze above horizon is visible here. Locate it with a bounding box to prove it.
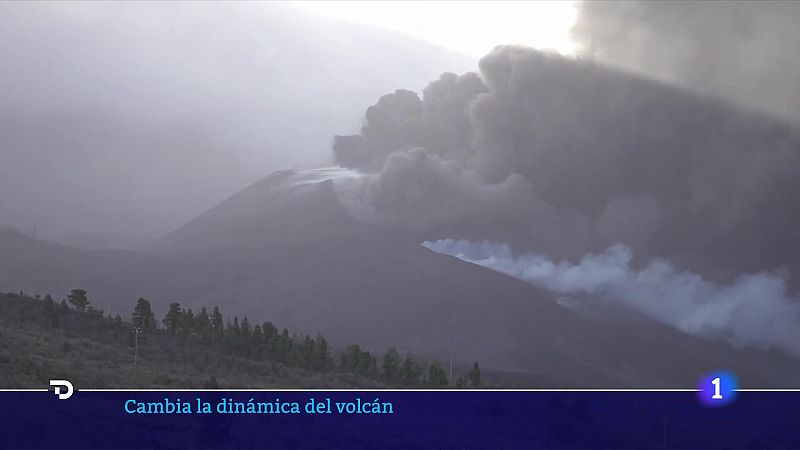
[292,1,578,57]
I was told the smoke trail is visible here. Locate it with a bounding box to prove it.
[423,239,800,355]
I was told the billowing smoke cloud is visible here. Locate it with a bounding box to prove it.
[424,239,800,355]
[334,72,487,171]
[572,2,800,125]
[333,149,596,257]
[332,45,800,288]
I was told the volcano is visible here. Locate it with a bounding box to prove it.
[3,168,800,387]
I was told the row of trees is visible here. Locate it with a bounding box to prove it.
[49,289,483,388]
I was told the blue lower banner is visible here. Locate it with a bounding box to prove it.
[2,390,799,449]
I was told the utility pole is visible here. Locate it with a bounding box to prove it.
[133,326,142,367]
[132,314,144,368]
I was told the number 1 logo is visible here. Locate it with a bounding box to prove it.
[698,371,738,407]
[711,377,722,399]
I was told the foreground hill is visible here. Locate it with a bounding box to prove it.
[0,292,372,389]
[0,291,553,389]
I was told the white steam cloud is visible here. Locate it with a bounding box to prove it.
[423,239,800,356]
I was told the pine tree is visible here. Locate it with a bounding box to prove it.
[224,317,242,353]
[276,328,291,363]
[163,302,182,335]
[179,308,195,337]
[132,298,156,334]
[340,344,376,376]
[232,317,241,336]
[262,321,279,359]
[340,344,358,373]
[67,289,89,312]
[210,306,224,342]
[426,362,449,387]
[316,335,331,371]
[240,317,252,340]
[401,356,421,386]
[468,362,482,388]
[240,317,252,357]
[382,347,401,382]
[251,325,264,360]
[304,335,315,368]
[195,307,212,341]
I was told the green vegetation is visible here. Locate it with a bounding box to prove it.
[0,290,487,389]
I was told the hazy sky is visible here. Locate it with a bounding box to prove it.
[293,1,578,56]
[0,1,473,246]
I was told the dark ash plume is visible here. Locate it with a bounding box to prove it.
[333,45,800,288]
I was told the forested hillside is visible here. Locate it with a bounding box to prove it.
[0,291,492,389]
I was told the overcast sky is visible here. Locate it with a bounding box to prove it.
[0,2,473,246]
